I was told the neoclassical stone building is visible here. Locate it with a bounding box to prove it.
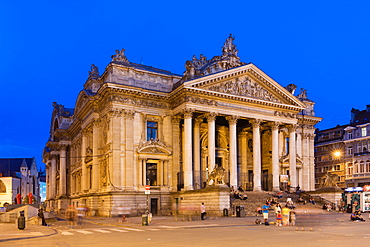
[43,35,321,216]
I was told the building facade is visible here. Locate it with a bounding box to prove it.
[43,35,321,216]
[0,158,40,206]
[315,105,370,189]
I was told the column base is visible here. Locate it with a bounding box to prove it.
[184,185,194,191]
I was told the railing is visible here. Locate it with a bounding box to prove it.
[301,192,339,211]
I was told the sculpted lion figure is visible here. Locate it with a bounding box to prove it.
[208,164,225,186]
[321,172,339,188]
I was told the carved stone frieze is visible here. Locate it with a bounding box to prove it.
[274,111,297,119]
[184,96,218,106]
[208,77,280,103]
[111,95,170,109]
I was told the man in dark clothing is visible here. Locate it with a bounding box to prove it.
[38,208,47,226]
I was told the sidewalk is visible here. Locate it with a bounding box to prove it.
[0,223,58,242]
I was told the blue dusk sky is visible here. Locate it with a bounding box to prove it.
[1,1,370,169]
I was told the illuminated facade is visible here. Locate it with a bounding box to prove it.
[43,35,321,216]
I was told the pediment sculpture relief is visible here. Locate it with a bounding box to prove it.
[208,77,281,103]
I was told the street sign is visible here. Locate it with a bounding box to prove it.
[145,185,150,194]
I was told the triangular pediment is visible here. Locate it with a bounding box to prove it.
[182,63,305,109]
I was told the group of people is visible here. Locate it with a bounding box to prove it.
[257,198,296,226]
[65,205,87,228]
[350,210,366,221]
[230,186,248,200]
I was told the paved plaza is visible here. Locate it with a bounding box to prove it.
[1,212,370,246]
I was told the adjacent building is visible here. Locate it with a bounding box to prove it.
[315,105,370,189]
[43,35,321,216]
[0,158,40,206]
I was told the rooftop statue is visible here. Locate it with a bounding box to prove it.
[88,64,99,77]
[111,49,129,64]
[297,88,307,99]
[180,34,244,82]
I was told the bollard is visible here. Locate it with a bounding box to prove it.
[18,211,26,230]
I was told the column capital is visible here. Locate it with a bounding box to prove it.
[182,108,194,119]
[205,112,218,122]
[269,121,281,130]
[250,119,262,128]
[226,115,239,125]
[108,108,124,118]
[124,110,135,119]
[59,144,68,151]
[171,115,182,124]
[81,128,89,136]
[288,124,298,132]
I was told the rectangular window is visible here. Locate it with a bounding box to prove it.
[348,146,353,155]
[362,127,367,137]
[147,121,158,140]
[146,163,157,186]
[348,132,353,139]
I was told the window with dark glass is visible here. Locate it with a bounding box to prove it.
[147,121,158,140]
[146,163,157,186]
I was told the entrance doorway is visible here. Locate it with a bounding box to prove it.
[150,198,158,215]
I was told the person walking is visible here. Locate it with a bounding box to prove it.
[38,208,47,226]
[200,203,206,220]
[282,205,291,226]
[262,202,270,225]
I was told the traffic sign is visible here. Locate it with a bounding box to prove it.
[145,185,150,194]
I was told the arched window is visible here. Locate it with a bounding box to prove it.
[0,180,6,193]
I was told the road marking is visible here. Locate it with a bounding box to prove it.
[158,226,180,229]
[61,231,74,235]
[92,229,110,233]
[75,230,93,234]
[108,228,129,232]
[124,228,144,232]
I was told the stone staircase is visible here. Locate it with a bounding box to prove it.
[230,191,336,216]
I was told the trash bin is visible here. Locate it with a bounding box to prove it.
[223,208,228,217]
[236,206,241,217]
[142,214,148,226]
[18,211,25,230]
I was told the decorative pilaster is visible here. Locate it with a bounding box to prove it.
[109,109,123,189]
[92,119,100,192]
[206,112,218,173]
[269,122,280,191]
[171,116,181,190]
[309,134,316,190]
[50,154,58,198]
[59,144,67,196]
[81,129,88,192]
[226,115,239,188]
[251,119,262,191]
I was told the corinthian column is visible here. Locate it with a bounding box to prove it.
[288,124,297,190]
[59,145,67,196]
[226,115,239,188]
[183,109,194,190]
[251,119,262,191]
[193,117,202,189]
[270,122,280,191]
[206,113,217,173]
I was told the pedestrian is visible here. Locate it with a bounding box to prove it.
[290,211,296,226]
[262,202,270,225]
[200,203,206,220]
[282,205,290,226]
[38,208,47,226]
[276,211,282,226]
[275,203,281,215]
[76,206,85,227]
[65,205,77,228]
